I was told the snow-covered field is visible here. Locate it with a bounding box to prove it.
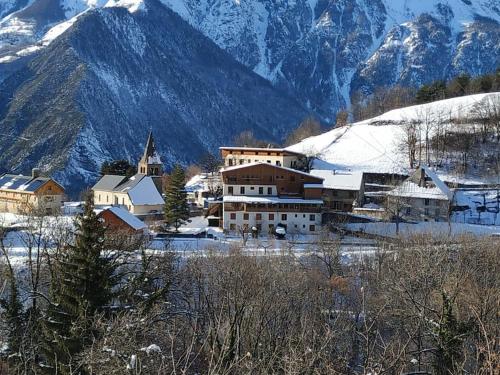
[347,221,500,239]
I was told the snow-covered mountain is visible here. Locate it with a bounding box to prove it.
[0,0,309,195]
[287,92,500,183]
[1,0,499,117]
[165,0,500,118]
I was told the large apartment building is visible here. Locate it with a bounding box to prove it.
[220,146,307,169]
[220,162,324,235]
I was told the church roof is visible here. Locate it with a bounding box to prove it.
[141,131,162,164]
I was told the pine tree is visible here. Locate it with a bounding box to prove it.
[40,194,113,374]
[433,291,471,375]
[164,165,190,232]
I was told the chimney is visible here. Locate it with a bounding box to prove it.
[32,168,41,179]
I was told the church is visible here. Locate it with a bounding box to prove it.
[92,132,165,217]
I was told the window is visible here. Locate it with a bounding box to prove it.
[267,187,272,195]
[228,159,233,166]
[295,214,298,218]
[424,208,430,216]
[256,224,262,231]
[424,198,430,206]
[122,198,125,205]
[275,161,281,166]
[256,213,262,220]
[229,223,236,230]
[259,187,263,194]
[303,214,306,218]
[106,195,109,203]
[281,214,287,221]
[230,213,236,220]
[309,225,316,232]
[239,159,244,165]
[98,194,101,202]
[250,186,255,190]
[243,213,249,220]
[406,207,411,215]
[240,186,245,194]
[267,160,271,163]
[228,186,234,195]
[309,214,315,221]
[269,213,274,220]
[268,224,275,231]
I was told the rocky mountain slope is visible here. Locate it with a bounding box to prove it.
[2,0,499,119]
[164,0,500,119]
[0,0,309,194]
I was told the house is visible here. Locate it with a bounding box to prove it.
[98,206,147,234]
[386,166,453,222]
[93,132,165,217]
[186,173,222,208]
[0,169,65,214]
[93,174,164,217]
[308,170,365,212]
[220,147,307,169]
[220,162,324,235]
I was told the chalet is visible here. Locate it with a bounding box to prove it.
[0,169,65,214]
[220,146,307,169]
[220,162,324,235]
[387,166,453,222]
[308,170,365,212]
[93,132,165,217]
[98,206,147,234]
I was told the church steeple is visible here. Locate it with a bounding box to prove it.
[138,131,163,177]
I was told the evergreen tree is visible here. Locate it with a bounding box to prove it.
[433,291,471,375]
[100,159,137,177]
[40,194,113,374]
[164,165,190,232]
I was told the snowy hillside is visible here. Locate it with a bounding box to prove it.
[287,93,500,180]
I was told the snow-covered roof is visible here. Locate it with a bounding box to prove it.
[127,176,164,206]
[221,162,323,180]
[223,196,323,205]
[309,170,363,191]
[389,167,453,201]
[92,175,128,191]
[105,206,147,230]
[219,146,304,155]
[0,174,63,193]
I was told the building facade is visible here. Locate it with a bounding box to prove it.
[221,162,324,235]
[387,166,453,222]
[220,147,307,169]
[0,169,65,214]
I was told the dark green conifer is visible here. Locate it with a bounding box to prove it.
[40,193,113,374]
[164,165,190,232]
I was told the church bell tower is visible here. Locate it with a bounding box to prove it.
[138,131,163,191]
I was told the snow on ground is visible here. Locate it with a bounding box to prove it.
[452,189,500,225]
[287,93,500,180]
[347,221,500,239]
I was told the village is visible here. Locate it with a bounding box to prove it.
[1,122,499,254]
